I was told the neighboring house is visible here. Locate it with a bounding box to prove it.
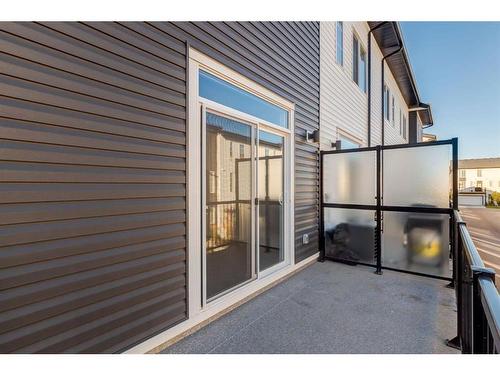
[0,21,434,353]
[458,158,500,203]
[320,22,434,150]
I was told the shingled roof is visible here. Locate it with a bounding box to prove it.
[458,158,500,169]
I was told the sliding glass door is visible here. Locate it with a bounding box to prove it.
[205,111,254,300]
[203,108,287,301]
[258,130,284,272]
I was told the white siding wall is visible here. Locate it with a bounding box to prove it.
[383,57,410,145]
[320,21,409,150]
[460,168,500,191]
[416,114,423,142]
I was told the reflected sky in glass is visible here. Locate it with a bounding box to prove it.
[200,70,288,128]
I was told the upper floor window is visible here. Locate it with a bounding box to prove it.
[399,109,402,135]
[352,34,367,92]
[460,169,466,178]
[403,114,407,140]
[477,169,482,177]
[338,132,361,149]
[391,96,395,126]
[384,85,390,121]
[199,70,288,128]
[336,22,344,66]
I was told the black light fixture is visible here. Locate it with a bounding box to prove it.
[331,140,342,149]
[305,129,320,143]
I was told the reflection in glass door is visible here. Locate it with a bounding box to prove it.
[205,111,254,300]
[258,130,284,271]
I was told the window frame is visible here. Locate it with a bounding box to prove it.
[352,32,367,93]
[403,114,407,140]
[187,47,296,316]
[391,96,395,127]
[199,69,289,129]
[337,129,362,149]
[399,108,402,135]
[384,84,390,122]
[336,21,344,66]
[352,34,358,82]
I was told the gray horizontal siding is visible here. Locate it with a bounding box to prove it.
[167,21,320,263]
[0,21,188,353]
[0,21,320,353]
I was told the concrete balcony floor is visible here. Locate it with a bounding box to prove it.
[163,261,459,354]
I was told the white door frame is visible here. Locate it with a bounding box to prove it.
[187,48,295,317]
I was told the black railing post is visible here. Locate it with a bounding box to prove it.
[447,138,459,289]
[471,266,496,353]
[319,151,325,262]
[452,137,458,211]
[375,145,382,275]
[446,215,463,351]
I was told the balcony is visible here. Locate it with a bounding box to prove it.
[163,138,500,355]
[164,261,458,354]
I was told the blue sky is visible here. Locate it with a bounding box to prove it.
[400,22,500,159]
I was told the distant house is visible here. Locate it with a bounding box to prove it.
[458,158,500,204]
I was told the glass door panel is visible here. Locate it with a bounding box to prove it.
[205,112,253,299]
[258,130,284,271]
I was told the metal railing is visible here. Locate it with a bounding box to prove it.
[205,200,281,251]
[448,210,500,353]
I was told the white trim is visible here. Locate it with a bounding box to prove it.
[200,98,292,135]
[124,252,318,354]
[337,128,362,147]
[186,47,296,323]
[187,56,201,318]
[190,47,295,112]
[255,124,291,279]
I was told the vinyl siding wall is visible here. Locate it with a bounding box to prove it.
[0,21,320,353]
[382,54,410,146]
[320,21,409,150]
[417,113,424,142]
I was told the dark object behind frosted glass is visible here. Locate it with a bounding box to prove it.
[382,211,451,278]
[324,208,376,264]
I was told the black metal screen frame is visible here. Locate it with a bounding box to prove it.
[320,138,458,281]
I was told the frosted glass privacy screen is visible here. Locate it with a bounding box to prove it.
[382,211,450,278]
[383,145,451,208]
[323,151,377,205]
